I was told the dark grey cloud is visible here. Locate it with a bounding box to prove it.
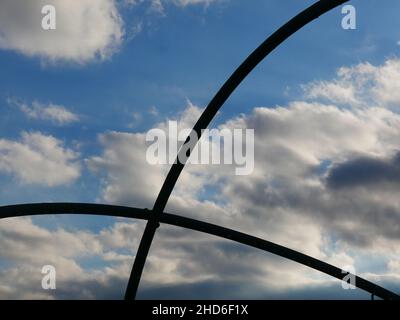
[326,153,400,189]
[53,275,127,300]
[138,279,372,300]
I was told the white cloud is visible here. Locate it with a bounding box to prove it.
[303,81,358,105]
[0,132,80,186]
[0,215,345,299]
[148,106,159,116]
[217,104,400,252]
[87,131,167,208]
[0,0,227,64]
[303,58,400,108]
[0,0,124,64]
[0,217,145,299]
[8,99,79,125]
[0,213,393,299]
[171,0,222,7]
[148,0,223,12]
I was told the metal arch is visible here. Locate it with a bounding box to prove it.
[0,203,398,300]
[126,0,350,299]
[2,0,389,301]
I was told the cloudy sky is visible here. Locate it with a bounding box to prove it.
[1,0,400,299]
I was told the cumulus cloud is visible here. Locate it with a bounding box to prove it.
[0,215,390,299]
[0,217,145,299]
[0,0,227,63]
[87,131,168,208]
[171,0,223,6]
[217,103,400,252]
[0,0,124,64]
[8,99,79,125]
[147,0,224,13]
[326,153,400,189]
[0,132,80,186]
[303,58,400,108]
[0,215,355,299]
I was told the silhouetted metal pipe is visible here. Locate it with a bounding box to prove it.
[126,0,350,300]
[0,202,397,300]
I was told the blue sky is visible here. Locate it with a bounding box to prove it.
[2,0,400,204]
[1,0,400,299]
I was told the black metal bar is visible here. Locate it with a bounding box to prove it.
[0,203,147,220]
[1,203,397,300]
[159,212,399,301]
[126,0,350,300]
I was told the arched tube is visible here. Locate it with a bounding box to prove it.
[127,0,350,300]
[1,202,397,300]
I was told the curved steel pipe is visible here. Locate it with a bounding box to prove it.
[1,203,397,300]
[127,0,350,299]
